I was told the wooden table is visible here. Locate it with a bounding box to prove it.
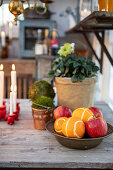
[0,100,113,169]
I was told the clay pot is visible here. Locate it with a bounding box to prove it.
[32,107,53,130]
[75,48,88,58]
[54,77,97,111]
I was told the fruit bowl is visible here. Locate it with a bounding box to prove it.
[46,120,113,150]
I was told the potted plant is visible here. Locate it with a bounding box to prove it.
[29,80,55,130]
[24,6,52,19]
[48,43,99,111]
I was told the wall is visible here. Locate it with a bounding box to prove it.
[49,0,78,36]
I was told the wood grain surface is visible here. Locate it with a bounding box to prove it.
[0,100,113,169]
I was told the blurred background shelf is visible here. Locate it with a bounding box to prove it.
[19,19,57,58]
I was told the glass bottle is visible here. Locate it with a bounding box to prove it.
[50,29,59,47]
[98,0,108,11]
[43,29,50,55]
[35,29,43,55]
[50,29,59,56]
[108,0,113,11]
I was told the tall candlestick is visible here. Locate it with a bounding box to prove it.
[13,85,17,112]
[10,89,13,116]
[9,22,13,40]
[11,64,16,89]
[0,64,4,107]
[1,31,6,47]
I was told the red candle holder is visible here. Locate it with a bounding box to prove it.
[8,110,19,121]
[0,105,6,120]
[7,114,15,125]
[13,111,19,121]
[9,102,20,113]
[17,102,20,114]
[3,101,6,106]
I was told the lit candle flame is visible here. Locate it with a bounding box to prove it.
[0,64,3,71]
[1,31,5,38]
[11,85,13,92]
[12,64,15,71]
[14,85,17,92]
[84,8,87,12]
[9,22,13,29]
[89,10,91,14]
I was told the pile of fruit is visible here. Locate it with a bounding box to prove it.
[54,106,108,138]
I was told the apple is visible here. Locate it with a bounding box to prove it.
[89,107,103,118]
[86,117,108,138]
[54,106,72,119]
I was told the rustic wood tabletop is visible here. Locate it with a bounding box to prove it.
[0,100,113,169]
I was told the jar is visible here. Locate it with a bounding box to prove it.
[98,0,108,11]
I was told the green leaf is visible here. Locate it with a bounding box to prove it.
[73,69,77,74]
[73,62,80,68]
[77,74,85,82]
[65,67,69,74]
[92,66,99,72]
[49,75,55,80]
[80,56,86,62]
[71,75,78,83]
[64,62,69,67]
[84,65,92,71]
[81,68,85,74]
[48,69,54,75]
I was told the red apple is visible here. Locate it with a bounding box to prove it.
[54,106,72,119]
[86,117,108,138]
[89,107,103,118]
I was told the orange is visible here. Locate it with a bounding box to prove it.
[54,117,67,135]
[62,117,85,138]
[72,107,94,123]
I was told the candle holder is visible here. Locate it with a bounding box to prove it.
[8,112,18,121]
[7,114,15,125]
[13,111,19,121]
[3,101,6,106]
[9,102,20,117]
[17,102,20,114]
[0,105,6,120]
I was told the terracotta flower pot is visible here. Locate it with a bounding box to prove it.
[32,107,53,130]
[54,77,97,111]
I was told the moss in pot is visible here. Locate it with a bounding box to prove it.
[32,96,54,110]
[29,80,55,101]
[48,43,99,110]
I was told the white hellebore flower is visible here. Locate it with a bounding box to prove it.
[57,69,61,73]
[71,43,75,53]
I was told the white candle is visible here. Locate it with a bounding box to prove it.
[13,85,17,112]
[1,31,6,47]
[53,86,58,107]
[10,90,13,116]
[9,22,13,40]
[11,64,16,90]
[81,9,91,20]
[0,64,4,107]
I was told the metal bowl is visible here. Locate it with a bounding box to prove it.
[46,120,113,150]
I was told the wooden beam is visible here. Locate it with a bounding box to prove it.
[76,0,80,23]
[95,31,113,66]
[66,11,113,34]
[100,31,105,73]
[82,32,100,64]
